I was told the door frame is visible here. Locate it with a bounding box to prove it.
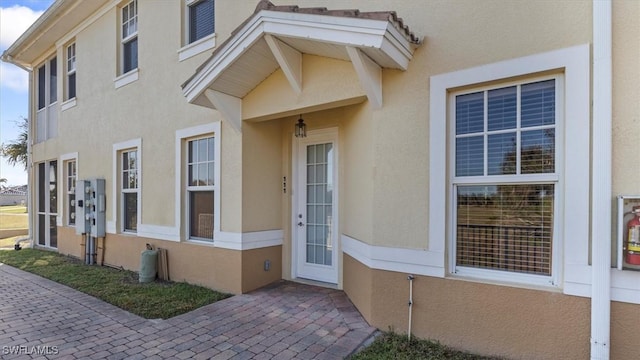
[291,127,339,284]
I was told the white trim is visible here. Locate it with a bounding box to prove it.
[175,122,221,241]
[61,98,77,111]
[429,44,590,290]
[264,34,302,94]
[112,138,142,234]
[137,224,180,242]
[114,69,139,89]
[346,46,382,109]
[291,127,340,284]
[204,89,241,132]
[342,235,445,277]
[60,152,78,228]
[211,230,284,250]
[183,10,417,105]
[178,33,216,62]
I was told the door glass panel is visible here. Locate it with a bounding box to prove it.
[50,215,58,248]
[305,143,332,266]
[38,215,46,245]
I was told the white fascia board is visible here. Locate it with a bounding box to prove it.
[183,10,416,104]
[183,17,266,103]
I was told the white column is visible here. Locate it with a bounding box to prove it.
[591,1,612,359]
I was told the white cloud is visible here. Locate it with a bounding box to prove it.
[0,62,29,92]
[0,5,44,49]
[1,5,44,93]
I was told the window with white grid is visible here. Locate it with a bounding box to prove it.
[66,160,76,226]
[121,0,138,74]
[66,43,76,100]
[121,149,138,232]
[187,136,215,241]
[452,76,560,280]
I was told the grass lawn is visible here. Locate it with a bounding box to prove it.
[0,248,231,319]
[0,206,28,229]
[0,236,24,248]
[351,332,504,360]
[0,205,27,214]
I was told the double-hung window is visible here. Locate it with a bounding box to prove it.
[121,150,138,232]
[187,136,215,241]
[66,43,76,100]
[121,0,138,74]
[187,0,214,44]
[452,76,560,282]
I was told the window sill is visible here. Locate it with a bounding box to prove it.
[178,33,216,62]
[114,69,139,89]
[185,238,215,246]
[451,267,558,290]
[61,98,77,111]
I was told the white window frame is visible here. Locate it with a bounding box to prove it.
[121,149,139,233]
[175,123,221,243]
[429,44,590,290]
[450,75,563,287]
[65,43,76,101]
[178,0,216,62]
[186,135,215,241]
[35,55,58,142]
[61,153,78,227]
[120,0,138,75]
[111,139,142,234]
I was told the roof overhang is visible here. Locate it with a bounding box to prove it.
[182,5,422,132]
[1,0,109,69]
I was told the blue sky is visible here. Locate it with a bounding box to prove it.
[0,0,54,186]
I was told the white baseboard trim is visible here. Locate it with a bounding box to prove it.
[137,224,180,242]
[342,234,445,277]
[214,229,284,250]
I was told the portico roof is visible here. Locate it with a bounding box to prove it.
[182,0,422,131]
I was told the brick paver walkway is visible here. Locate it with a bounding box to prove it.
[0,264,377,359]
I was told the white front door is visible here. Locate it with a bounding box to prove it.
[294,129,338,284]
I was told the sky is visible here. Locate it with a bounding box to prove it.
[0,0,54,186]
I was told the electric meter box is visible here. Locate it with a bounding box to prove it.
[75,179,106,237]
[617,195,640,271]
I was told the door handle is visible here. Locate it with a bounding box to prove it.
[298,222,304,227]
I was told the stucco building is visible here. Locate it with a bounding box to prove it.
[2,1,639,359]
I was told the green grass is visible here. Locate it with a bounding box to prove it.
[0,248,231,319]
[350,332,504,360]
[0,205,27,214]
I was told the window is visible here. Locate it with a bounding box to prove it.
[66,160,77,226]
[121,0,138,74]
[452,77,560,281]
[66,43,76,100]
[121,149,138,232]
[187,136,215,241]
[35,56,58,142]
[188,0,214,44]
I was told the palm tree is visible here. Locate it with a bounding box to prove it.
[0,178,6,190]
[0,117,28,171]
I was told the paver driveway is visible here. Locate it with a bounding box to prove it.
[0,264,377,359]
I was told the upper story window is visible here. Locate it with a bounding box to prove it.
[451,76,560,284]
[36,56,58,142]
[121,0,138,74]
[188,0,214,44]
[66,43,76,100]
[179,0,215,61]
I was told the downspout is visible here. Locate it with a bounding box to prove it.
[591,1,612,359]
